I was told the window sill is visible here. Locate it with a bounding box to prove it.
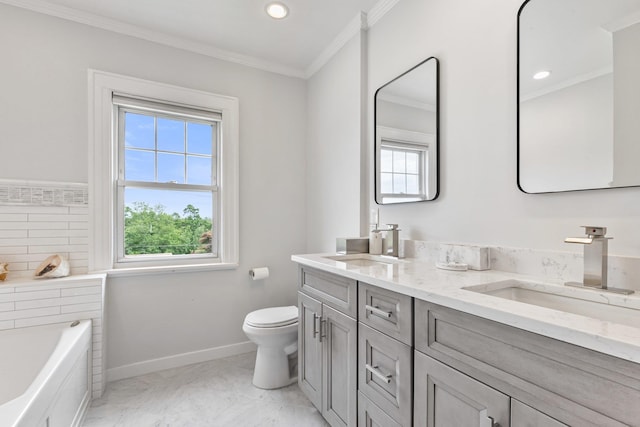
[101,262,239,278]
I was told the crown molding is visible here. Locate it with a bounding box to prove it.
[520,66,613,102]
[0,0,306,78]
[377,93,436,112]
[602,9,640,33]
[367,0,400,27]
[1,0,400,80]
[304,0,400,78]
[305,12,367,78]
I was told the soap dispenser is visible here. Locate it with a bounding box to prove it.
[369,229,383,255]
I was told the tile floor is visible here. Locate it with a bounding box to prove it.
[83,352,328,427]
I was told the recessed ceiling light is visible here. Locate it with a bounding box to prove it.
[533,70,551,80]
[266,2,289,19]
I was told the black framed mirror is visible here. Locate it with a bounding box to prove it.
[518,0,640,193]
[375,57,439,204]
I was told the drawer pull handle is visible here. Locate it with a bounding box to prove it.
[365,304,392,319]
[319,318,327,343]
[479,410,497,427]
[365,364,392,383]
[312,313,319,339]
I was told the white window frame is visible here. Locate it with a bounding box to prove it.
[376,126,436,203]
[380,142,427,198]
[89,70,239,275]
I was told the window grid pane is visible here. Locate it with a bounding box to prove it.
[123,187,216,257]
[157,117,186,153]
[124,112,155,149]
[120,105,218,258]
[123,109,215,186]
[381,144,426,196]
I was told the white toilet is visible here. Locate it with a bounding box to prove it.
[242,306,299,389]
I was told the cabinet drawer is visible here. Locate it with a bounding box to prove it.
[414,350,510,427]
[358,282,412,345]
[299,267,357,317]
[511,400,568,427]
[358,392,402,427]
[358,323,412,426]
[415,300,640,426]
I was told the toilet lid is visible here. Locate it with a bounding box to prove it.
[245,306,298,328]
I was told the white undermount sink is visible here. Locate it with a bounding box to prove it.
[463,280,640,328]
[324,254,404,267]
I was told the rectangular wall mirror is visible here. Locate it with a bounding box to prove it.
[518,0,640,193]
[375,57,439,204]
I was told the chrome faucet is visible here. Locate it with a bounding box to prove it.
[564,226,633,295]
[377,224,400,258]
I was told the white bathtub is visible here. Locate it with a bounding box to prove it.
[0,320,92,427]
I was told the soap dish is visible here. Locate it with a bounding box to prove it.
[436,262,468,271]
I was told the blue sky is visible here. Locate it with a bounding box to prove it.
[124,112,215,219]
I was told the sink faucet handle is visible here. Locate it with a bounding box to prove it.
[565,237,593,244]
[386,224,400,230]
[580,226,610,239]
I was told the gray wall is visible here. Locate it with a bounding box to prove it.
[366,0,640,256]
[377,100,436,134]
[0,4,307,374]
[520,74,613,192]
[613,22,640,186]
[306,33,366,252]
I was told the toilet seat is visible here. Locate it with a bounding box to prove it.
[245,306,298,328]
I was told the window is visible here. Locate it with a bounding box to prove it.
[115,96,219,262]
[380,143,427,198]
[376,126,436,204]
[90,71,239,273]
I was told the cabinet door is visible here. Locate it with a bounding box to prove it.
[511,400,568,427]
[298,292,323,410]
[322,305,357,427]
[414,351,510,427]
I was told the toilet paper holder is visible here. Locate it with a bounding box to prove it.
[249,267,270,280]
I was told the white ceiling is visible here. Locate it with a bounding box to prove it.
[378,58,438,110]
[3,0,391,78]
[520,0,640,98]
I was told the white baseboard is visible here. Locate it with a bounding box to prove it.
[106,341,256,382]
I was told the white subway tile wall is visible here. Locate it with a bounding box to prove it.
[0,275,106,397]
[0,180,103,396]
[0,180,88,280]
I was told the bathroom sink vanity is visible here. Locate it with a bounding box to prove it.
[293,254,640,427]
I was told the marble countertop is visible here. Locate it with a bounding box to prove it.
[292,253,640,364]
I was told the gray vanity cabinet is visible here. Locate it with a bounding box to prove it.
[414,350,510,427]
[298,267,357,427]
[297,262,639,426]
[358,283,413,427]
[414,300,639,427]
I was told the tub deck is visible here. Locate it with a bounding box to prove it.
[0,320,92,427]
